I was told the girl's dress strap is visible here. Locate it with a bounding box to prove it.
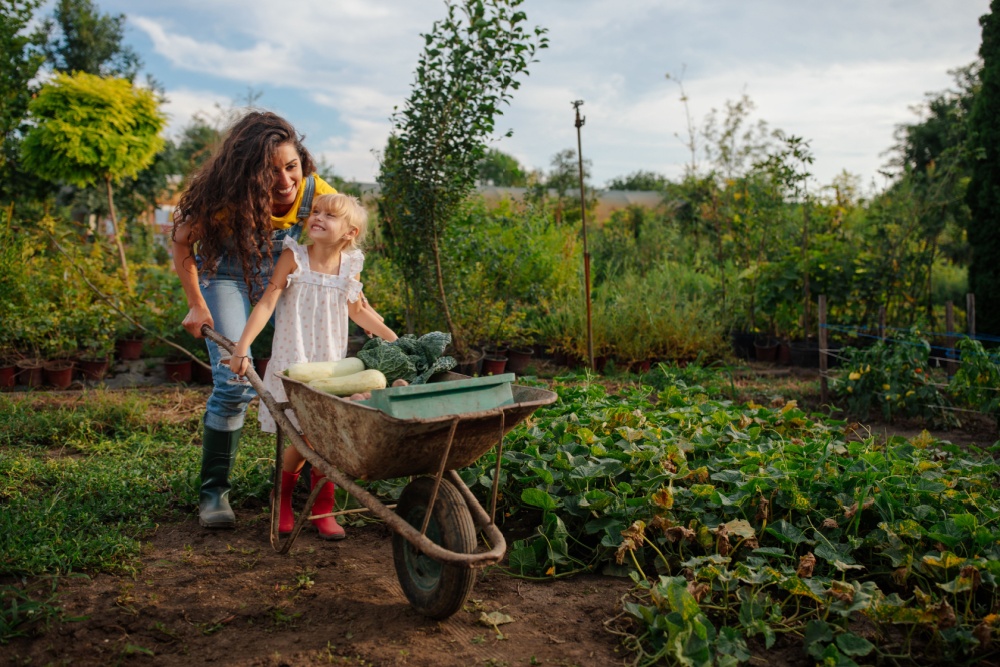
[282,236,308,283]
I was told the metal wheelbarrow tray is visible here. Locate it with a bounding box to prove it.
[202,327,557,619]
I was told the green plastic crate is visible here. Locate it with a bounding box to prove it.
[359,373,516,420]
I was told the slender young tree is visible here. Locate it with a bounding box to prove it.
[378,0,546,354]
[967,0,1000,335]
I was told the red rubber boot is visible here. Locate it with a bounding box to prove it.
[310,468,346,540]
[277,470,299,534]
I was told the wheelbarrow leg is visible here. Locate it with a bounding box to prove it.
[419,418,460,536]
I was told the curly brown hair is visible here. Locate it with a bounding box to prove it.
[172,111,315,298]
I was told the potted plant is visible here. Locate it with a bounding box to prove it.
[500,321,536,375]
[38,313,78,389]
[75,302,118,381]
[0,321,17,389]
[115,327,145,361]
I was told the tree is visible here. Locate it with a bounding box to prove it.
[701,94,774,181]
[0,0,46,201]
[889,63,978,319]
[541,148,592,225]
[477,147,527,186]
[966,0,1000,335]
[378,0,547,354]
[21,71,165,287]
[607,170,668,191]
[42,0,141,80]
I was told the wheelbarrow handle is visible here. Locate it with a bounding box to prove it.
[200,325,267,392]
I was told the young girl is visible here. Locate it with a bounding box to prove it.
[228,193,397,540]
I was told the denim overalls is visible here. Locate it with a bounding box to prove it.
[200,176,315,432]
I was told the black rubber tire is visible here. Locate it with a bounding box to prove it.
[392,476,477,620]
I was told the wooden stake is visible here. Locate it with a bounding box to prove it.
[945,301,956,376]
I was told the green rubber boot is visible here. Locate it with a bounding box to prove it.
[199,424,241,529]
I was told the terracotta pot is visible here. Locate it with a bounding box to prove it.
[754,338,778,363]
[77,357,110,381]
[16,358,44,388]
[484,345,508,359]
[116,338,143,361]
[254,357,270,378]
[789,339,820,368]
[632,359,652,373]
[506,346,534,375]
[192,361,214,385]
[43,359,75,389]
[730,330,756,360]
[455,349,484,376]
[777,342,791,365]
[0,361,15,389]
[481,355,508,376]
[164,358,192,383]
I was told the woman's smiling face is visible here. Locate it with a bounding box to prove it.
[271,142,302,212]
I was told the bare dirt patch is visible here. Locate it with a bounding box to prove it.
[5,509,631,667]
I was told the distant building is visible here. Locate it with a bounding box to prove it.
[476,186,664,223]
[140,182,666,252]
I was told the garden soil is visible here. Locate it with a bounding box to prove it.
[4,514,635,667]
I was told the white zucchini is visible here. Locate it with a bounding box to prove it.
[309,369,387,396]
[286,357,366,382]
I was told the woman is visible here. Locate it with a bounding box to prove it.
[172,111,345,529]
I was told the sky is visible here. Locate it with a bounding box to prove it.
[83,0,990,191]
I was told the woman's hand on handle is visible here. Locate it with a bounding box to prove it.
[182,304,214,338]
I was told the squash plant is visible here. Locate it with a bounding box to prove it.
[455,366,1000,665]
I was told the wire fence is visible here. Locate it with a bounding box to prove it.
[816,330,1000,421]
[820,323,1000,367]
[811,295,998,418]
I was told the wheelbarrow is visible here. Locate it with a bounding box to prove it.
[202,327,557,619]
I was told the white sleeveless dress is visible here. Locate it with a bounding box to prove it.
[258,237,364,433]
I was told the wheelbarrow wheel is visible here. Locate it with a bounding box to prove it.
[392,476,477,620]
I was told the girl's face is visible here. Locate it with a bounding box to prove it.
[307,207,355,245]
[270,142,303,211]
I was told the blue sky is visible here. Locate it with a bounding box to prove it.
[84,0,989,190]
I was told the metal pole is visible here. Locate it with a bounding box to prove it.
[819,295,828,405]
[573,100,594,371]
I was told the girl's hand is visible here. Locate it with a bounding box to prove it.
[182,304,214,338]
[228,353,251,377]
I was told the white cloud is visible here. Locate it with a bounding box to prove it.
[115,0,989,186]
[315,117,393,183]
[159,88,232,137]
[132,17,308,88]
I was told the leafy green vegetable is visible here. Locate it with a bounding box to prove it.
[357,332,456,384]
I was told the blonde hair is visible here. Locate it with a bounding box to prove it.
[310,193,368,249]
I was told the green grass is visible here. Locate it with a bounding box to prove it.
[0,390,275,577]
